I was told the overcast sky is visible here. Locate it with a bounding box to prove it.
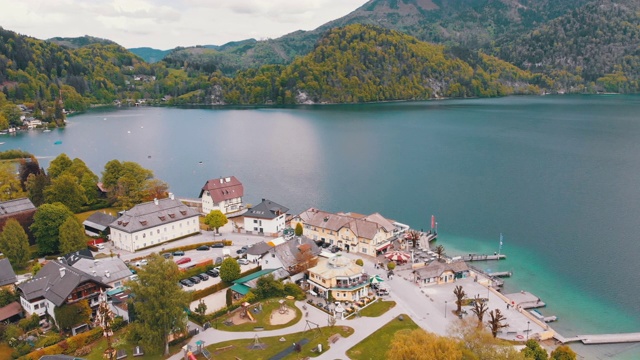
[0,0,366,49]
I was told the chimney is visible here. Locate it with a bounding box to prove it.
[169,193,175,200]
[59,267,66,278]
[105,270,110,278]
[92,270,96,276]
[154,198,158,205]
[219,178,223,184]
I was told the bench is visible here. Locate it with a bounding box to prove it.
[328,334,341,344]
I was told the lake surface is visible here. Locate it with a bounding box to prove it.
[5,96,640,358]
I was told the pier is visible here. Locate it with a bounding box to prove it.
[462,254,506,261]
[554,332,640,345]
[504,291,546,309]
[488,271,512,278]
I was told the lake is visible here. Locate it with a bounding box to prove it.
[5,95,640,358]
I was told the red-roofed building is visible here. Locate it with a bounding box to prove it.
[198,176,244,215]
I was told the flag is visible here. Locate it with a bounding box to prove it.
[431,215,435,229]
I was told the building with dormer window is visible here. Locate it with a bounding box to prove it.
[198,176,244,215]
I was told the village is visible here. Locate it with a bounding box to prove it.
[0,175,591,360]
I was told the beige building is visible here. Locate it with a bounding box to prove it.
[307,255,369,302]
[198,176,244,215]
[414,261,470,286]
[291,208,397,256]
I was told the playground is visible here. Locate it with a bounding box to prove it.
[219,299,302,332]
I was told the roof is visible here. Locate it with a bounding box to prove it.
[63,249,94,266]
[233,269,277,285]
[0,258,17,286]
[0,198,36,217]
[109,197,199,233]
[296,208,394,240]
[246,241,272,256]
[308,255,363,280]
[199,176,244,203]
[0,301,22,321]
[272,237,321,270]
[245,199,289,220]
[83,212,116,230]
[230,283,251,295]
[415,261,469,279]
[71,257,132,284]
[18,261,110,307]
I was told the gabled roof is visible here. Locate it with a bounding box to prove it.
[232,269,277,285]
[199,176,243,203]
[83,212,116,230]
[71,257,132,284]
[18,261,110,307]
[0,258,17,286]
[63,249,94,266]
[296,208,394,240]
[245,199,289,220]
[246,241,272,256]
[415,261,469,279]
[272,237,321,270]
[109,197,199,233]
[0,301,22,322]
[0,198,36,217]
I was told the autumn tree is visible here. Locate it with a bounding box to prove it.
[101,160,153,208]
[404,229,421,248]
[449,317,526,360]
[0,162,26,201]
[59,217,87,255]
[18,156,41,191]
[0,219,31,268]
[127,254,189,356]
[47,153,73,179]
[204,210,228,234]
[30,203,74,255]
[521,339,548,360]
[487,309,508,337]
[294,222,303,236]
[294,244,317,273]
[550,345,576,360]
[386,328,463,360]
[453,285,466,315]
[141,178,169,202]
[219,257,241,283]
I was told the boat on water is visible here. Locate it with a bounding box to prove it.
[43,129,52,132]
[54,140,62,145]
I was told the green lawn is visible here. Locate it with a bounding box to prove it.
[346,314,419,360]
[217,299,302,332]
[85,328,185,360]
[350,300,396,319]
[205,325,354,360]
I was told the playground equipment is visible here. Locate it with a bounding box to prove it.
[240,302,255,322]
[182,340,210,360]
[278,299,290,314]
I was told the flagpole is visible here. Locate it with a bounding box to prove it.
[498,233,503,255]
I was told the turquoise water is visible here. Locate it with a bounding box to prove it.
[4,96,640,358]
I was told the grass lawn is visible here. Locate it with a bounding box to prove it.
[85,328,185,360]
[75,208,119,223]
[346,314,418,360]
[218,299,302,332]
[350,300,396,319]
[205,325,354,360]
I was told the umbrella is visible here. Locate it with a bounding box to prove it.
[384,251,411,263]
[370,275,384,284]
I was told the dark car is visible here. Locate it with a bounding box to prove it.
[321,242,331,249]
[330,246,340,253]
[211,242,224,248]
[189,276,201,284]
[196,245,210,251]
[162,253,172,259]
[236,246,249,254]
[197,273,209,281]
[180,279,194,287]
[215,257,223,265]
[206,269,219,277]
[173,250,185,256]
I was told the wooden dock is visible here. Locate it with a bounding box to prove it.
[555,332,640,345]
[462,254,506,261]
[488,271,512,278]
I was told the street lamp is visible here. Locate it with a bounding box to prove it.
[444,301,448,318]
[526,321,530,340]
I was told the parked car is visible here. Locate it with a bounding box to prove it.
[135,259,148,267]
[197,273,209,281]
[162,253,172,259]
[236,248,247,255]
[215,257,223,265]
[196,245,210,251]
[206,269,219,277]
[321,242,331,249]
[96,243,105,250]
[180,279,194,287]
[330,246,341,253]
[238,258,250,265]
[189,276,201,284]
[175,257,191,265]
[211,242,224,248]
[173,250,185,256]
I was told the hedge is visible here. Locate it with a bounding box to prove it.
[21,327,102,360]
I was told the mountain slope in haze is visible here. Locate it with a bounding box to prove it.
[171,24,548,105]
[128,47,171,63]
[47,35,118,48]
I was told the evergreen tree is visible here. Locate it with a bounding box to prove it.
[294,222,303,236]
[0,219,31,268]
[59,217,87,255]
[219,257,240,283]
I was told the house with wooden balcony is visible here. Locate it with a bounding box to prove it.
[17,261,110,325]
[306,255,370,302]
[198,176,244,215]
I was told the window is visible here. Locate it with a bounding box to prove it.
[143,233,146,238]
[254,219,258,224]
[135,235,138,240]
[34,304,39,310]
[362,248,367,254]
[157,229,160,234]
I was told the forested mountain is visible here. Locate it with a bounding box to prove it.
[494,0,640,93]
[128,47,171,63]
[169,24,548,105]
[163,0,592,76]
[47,35,118,49]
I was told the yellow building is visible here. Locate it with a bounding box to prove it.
[291,208,397,256]
[307,255,370,302]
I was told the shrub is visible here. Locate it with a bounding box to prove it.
[35,333,62,348]
[355,259,364,266]
[284,283,306,300]
[387,261,396,270]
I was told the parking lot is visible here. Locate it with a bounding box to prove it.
[180,262,258,291]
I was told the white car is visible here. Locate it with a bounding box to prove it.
[135,259,148,267]
[238,259,250,265]
[96,244,105,250]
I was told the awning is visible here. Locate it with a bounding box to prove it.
[376,242,392,251]
[230,283,251,295]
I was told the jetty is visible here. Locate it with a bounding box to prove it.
[529,309,557,323]
[554,332,640,345]
[462,254,506,261]
[488,271,512,278]
[504,291,546,309]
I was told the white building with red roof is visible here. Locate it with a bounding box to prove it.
[198,176,244,215]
